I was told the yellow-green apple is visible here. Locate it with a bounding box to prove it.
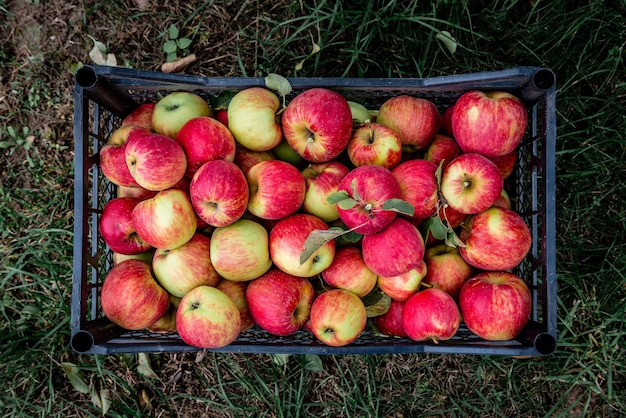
[245,269,315,336]
[269,213,335,277]
[233,144,275,177]
[152,92,211,139]
[116,185,157,200]
[321,246,377,297]
[347,122,402,169]
[423,244,473,299]
[492,189,512,210]
[112,248,155,265]
[376,95,440,152]
[247,160,306,220]
[99,197,152,255]
[440,104,455,136]
[309,288,367,347]
[377,261,427,302]
[301,161,350,222]
[176,285,241,348]
[373,299,407,337]
[402,288,460,343]
[227,87,283,151]
[336,165,403,235]
[458,271,532,341]
[487,151,517,180]
[147,295,180,334]
[361,217,425,277]
[152,233,219,298]
[272,140,305,166]
[124,130,187,191]
[175,116,236,178]
[100,125,144,188]
[101,259,170,330]
[122,103,155,131]
[132,188,197,250]
[215,279,254,332]
[423,133,461,169]
[459,206,531,271]
[190,159,249,227]
[451,90,528,157]
[210,219,271,281]
[281,88,353,163]
[440,153,503,215]
[348,100,373,125]
[392,159,439,219]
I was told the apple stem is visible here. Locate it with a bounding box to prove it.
[463,180,471,188]
[364,203,372,212]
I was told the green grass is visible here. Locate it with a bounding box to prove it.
[1,0,625,416]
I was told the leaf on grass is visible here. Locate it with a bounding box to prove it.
[327,190,350,204]
[169,24,179,40]
[105,53,117,66]
[300,229,347,265]
[91,387,111,416]
[264,73,292,98]
[295,41,321,71]
[137,353,158,379]
[436,30,457,54]
[61,362,90,394]
[88,38,109,66]
[270,353,290,366]
[163,40,177,54]
[337,198,358,210]
[177,38,192,50]
[161,54,197,73]
[382,198,415,217]
[299,354,323,372]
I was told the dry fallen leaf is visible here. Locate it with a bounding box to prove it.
[133,0,151,10]
[161,53,197,73]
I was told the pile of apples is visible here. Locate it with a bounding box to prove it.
[97,81,534,349]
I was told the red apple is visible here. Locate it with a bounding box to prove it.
[440,104,455,136]
[347,122,402,169]
[459,206,532,271]
[152,92,212,140]
[116,185,157,200]
[440,153,503,215]
[402,288,460,343]
[361,217,425,278]
[437,203,467,229]
[423,133,461,169]
[176,285,241,348]
[301,161,350,222]
[377,261,427,302]
[152,233,219,298]
[228,87,283,151]
[376,95,440,151]
[175,116,236,178]
[487,151,517,180]
[392,159,439,219]
[492,189,512,210]
[112,248,155,265]
[247,160,306,220]
[373,299,407,338]
[99,197,152,255]
[99,125,144,188]
[336,165,403,235]
[282,88,353,163]
[458,271,532,341]
[451,90,528,158]
[132,188,197,250]
[322,246,377,297]
[215,279,254,332]
[309,289,367,347]
[233,145,275,177]
[245,269,315,336]
[125,130,187,191]
[101,259,170,330]
[122,103,155,131]
[423,244,473,299]
[269,213,335,278]
[210,218,272,282]
[190,159,249,227]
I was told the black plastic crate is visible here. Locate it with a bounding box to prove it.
[71,65,557,356]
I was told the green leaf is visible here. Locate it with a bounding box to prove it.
[209,89,238,110]
[69,61,84,75]
[300,229,347,265]
[264,73,292,98]
[350,178,361,202]
[270,353,290,366]
[177,38,192,50]
[91,387,111,416]
[166,52,178,62]
[88,38,109,66]
[435,159,445,190]
[163,40,177,54]
[364,292,392,318]
[299,354,324,371]
[436,30,457,54]
[169,24,179,39]
[137,353,158,379]
[428,216,449,240]
[445,229,466,248]
[61,362,90,394]
[337,198,359,210]
[327,190,350,204]
[382,198,415,217]
[338,229,363,244]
